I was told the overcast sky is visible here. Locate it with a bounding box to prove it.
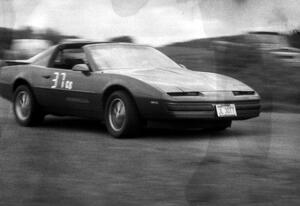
[1,0,300,46]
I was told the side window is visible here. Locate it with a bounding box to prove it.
[53,50,63,65]
[53,48,86,70]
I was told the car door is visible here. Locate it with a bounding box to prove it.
[54,68,102,115]
[27,46,63,108]
[44,48,102,116]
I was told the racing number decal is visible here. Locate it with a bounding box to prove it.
[51,72,59,88]
[60,72,66,88]
[51,72,73,90]
[65,80,73,90]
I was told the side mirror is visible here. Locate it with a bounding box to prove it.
[72,64,90,72]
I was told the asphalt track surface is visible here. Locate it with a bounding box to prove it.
[0,97,299,206]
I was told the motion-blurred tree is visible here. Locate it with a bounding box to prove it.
[287,30,300,48]
[43,28,63,45]
[0,27,13,58]
[108,36,135,43]
[14,26,34,39]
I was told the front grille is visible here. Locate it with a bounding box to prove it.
[167,102,213,111]
[166,100,260,111]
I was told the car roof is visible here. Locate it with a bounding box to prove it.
[57,41,105,49]
[57,41,149,49]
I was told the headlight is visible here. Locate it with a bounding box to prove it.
[167,92,203,96]
[232,91,255,96]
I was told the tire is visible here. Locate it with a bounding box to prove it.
[104,91,141,138]
[13,85,44,126]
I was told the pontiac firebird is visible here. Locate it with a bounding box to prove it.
[0,42,260,138]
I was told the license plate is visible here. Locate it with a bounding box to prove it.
[216,104,237,117]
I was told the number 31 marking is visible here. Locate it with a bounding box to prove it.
[51,72,73,90]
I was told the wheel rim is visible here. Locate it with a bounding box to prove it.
[15,90,31,121]
[108,98,126,132]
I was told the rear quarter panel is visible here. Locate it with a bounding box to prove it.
[0,65,46,101]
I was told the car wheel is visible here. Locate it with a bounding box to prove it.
[13,85,44,126]
[105,91,141,138]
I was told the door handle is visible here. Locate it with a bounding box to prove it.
[42,74,52,79]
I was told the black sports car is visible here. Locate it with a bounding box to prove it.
[0,42,260,137]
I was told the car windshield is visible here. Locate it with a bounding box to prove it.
[88,44,181,70]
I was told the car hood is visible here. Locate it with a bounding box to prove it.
[104,67,253,93]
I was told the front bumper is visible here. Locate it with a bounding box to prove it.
[138,99,260,120]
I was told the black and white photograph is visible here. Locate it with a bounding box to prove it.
[0,0,299,205]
